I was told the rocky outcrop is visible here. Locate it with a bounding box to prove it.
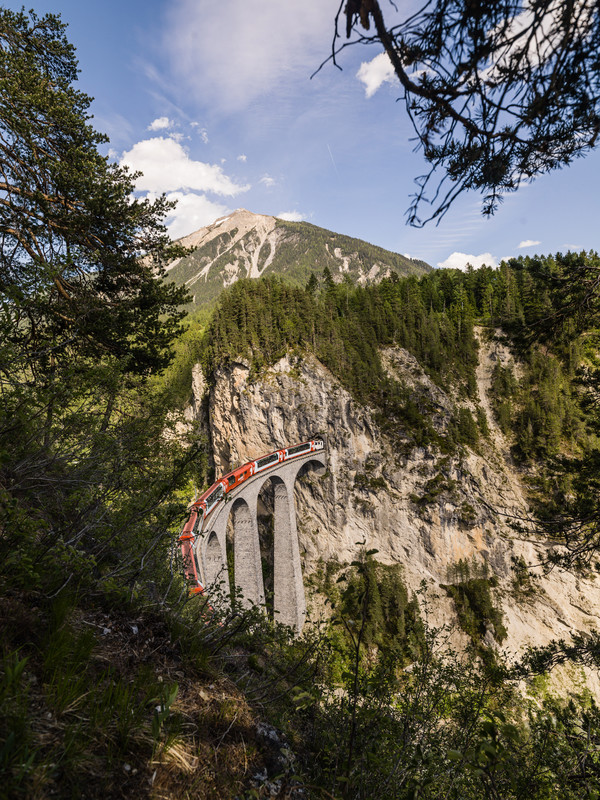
[186,342,600,691]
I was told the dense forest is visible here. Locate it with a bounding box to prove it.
[170,252,599,477]
[165,213,431,315]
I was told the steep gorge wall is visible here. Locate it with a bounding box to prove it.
[185,339,600,686]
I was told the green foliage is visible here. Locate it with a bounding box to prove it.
[314,553,424,670]
[273,218,430,284]
[0,15,207,791]
[0,651,33,792]
[353,472,387,491]
[459,501,478,528]
[0,591,188,798]
[411,469,457,507]
[0,8,189,377]
[454,407,479,446]
[491,361,518,434]
[443,560,507,648]
[199,271,481,450]
[232,595,600,800]
[511,556,539,599]
[0,8,203,600]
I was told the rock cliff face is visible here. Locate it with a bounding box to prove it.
[186,337,600,688]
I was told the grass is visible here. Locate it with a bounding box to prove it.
[0,588,278,799]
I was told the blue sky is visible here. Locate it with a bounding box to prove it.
[7,0,600,268]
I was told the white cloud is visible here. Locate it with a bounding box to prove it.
[259,175,276,188]
[356,53,432,97]
[148,116,173,131]
[191,123,209,144]
[277,211,305,222]
[356,52,395,98]
[120,136,249,196]
[160,192,230,239]
[518,239,541,248]
[164,0,333,111]
[562,243,582,250]
[237,154,247,162]
[437,252,499,270]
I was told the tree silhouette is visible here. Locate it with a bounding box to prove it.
[321,0,600,225]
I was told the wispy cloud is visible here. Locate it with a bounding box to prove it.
[518,239,541,248]
[259,175,276,189]
[164,0,333,112]
[92,111,134,145]
[191,122,209,143]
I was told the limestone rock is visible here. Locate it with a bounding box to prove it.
[186,343,600,692]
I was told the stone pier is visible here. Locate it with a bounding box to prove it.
[195,449,327,632]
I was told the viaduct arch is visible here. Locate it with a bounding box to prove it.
[195,449,327,632]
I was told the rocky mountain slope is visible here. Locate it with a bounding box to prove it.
[165,209,431,311]
[184,334,600,692]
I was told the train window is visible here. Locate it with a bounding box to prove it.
[228,475,236,486]
[206,485,223,506]
[287,443,311,456]
[256,453,278,470]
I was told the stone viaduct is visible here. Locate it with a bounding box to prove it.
[195,447,327,632]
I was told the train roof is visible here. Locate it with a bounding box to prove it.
[192,439,321,507]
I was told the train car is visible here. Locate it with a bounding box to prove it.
[179,438,325,592]
[251,447,284,476]
[178,506,202,588]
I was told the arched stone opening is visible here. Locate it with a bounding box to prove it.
[256,476,277,619]
[294,457,328,484]
[203,530,229,601]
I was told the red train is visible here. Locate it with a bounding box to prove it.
[179,438,325,593]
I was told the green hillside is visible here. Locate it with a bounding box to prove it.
[269,218,432,284]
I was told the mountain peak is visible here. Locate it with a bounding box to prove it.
[167,211,431,311]
[175,209,274,249]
